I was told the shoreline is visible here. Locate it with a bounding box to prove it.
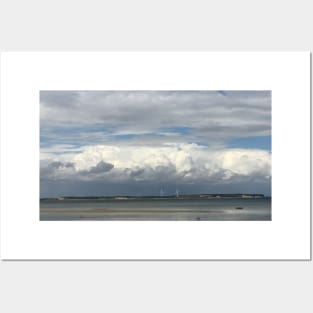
[40,194,268,201]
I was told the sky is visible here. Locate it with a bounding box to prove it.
[40,90,271,197]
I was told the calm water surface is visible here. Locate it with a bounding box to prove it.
[40,198,271,221]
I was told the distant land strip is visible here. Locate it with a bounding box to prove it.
[41,193,267,201]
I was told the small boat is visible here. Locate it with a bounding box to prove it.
[235,207,243,210]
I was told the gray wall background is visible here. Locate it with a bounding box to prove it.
[0,1,311,312]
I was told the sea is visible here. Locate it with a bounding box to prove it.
[40,197,271,221]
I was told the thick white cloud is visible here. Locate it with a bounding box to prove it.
[41,143,271,185]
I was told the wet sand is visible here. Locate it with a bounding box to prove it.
[40,198,271,221]
[40,207,269,221]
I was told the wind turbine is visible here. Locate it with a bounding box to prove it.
[160,188,164,197]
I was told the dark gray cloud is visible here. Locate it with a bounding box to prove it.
[40,161,75,181]
[48,161,75,169]
[79,161,114,175]
[41,160,114,181]
[40,91,271,148]
[125,167,145,178]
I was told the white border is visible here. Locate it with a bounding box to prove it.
[0,52,310,260]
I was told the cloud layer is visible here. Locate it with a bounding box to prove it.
[40,91,271,151]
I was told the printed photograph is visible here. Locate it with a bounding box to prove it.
[40,91,271,221]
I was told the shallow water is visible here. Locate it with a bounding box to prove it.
[40,198,271,221]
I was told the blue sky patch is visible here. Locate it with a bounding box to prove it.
[159,126,193,135]
[226,136,271,151]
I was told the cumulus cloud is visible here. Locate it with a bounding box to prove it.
[41,143,271,187]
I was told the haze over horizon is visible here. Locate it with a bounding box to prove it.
[40,91,271,197]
